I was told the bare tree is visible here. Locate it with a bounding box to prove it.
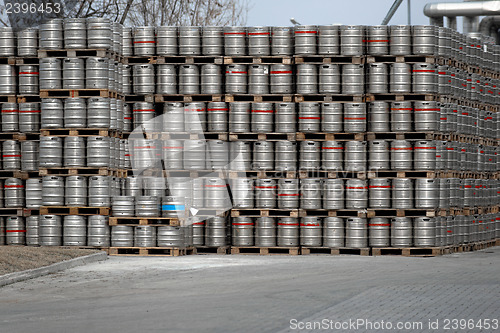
[0,0,249,27]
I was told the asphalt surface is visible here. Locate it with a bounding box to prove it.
[0,247,499,333]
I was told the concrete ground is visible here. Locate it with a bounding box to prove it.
[0,248,499,333]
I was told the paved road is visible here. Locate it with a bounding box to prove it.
[0,248,499,333]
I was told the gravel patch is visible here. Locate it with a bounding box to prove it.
[0,246,101,276]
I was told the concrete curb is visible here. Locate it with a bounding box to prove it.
[0,251,108,288]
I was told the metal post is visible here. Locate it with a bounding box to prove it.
[408,0,411,25]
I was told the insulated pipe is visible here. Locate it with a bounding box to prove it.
[479,15,500,42]
[424,1,500,32]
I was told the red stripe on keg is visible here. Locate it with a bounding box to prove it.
[193,222,205,225]
[185,109,205,112]
[299,117,321,119]
[1,110,18,112]
[451,73,456,76]
[447,230,452,233]
[300,223,320,226]
[163,146,183,149]
[278,223,299,225]
[133,41,156,43]
[270,71,292,74]
[18,110,40,113]
[255,186,277,189]
[248,32,269,35]
[369,224,390,227]
[461,84,467,87]
[467,79,472,82]
[446,148,454,150]
[6,230,26,232]
[226,71,247,74]
[412,70,435,73]
[453,110,458,113]
[322,147,343,150]
[414,108,440,111]
[134,146,156,149]
[252,110,273,113]
[133,109,155,112]
[343,117,366,120]
[363,40,389,42]
[488,90,493,94]
[224,32,246,35]
[4,185,24,188]
[3,154,21,157]
[477,80,481,83]
[204,185,227,187]
[207,108,229,111]
[464,185,472,188]
[438,72,447,74]
[486,117,493,120]
[440,117,447,120]
[414,147,436,150]
[278,193,299,196]
[369,186,391,188]
[471,87,476,89]
[295,31,317,34]
[390,147,412,150]
[346,186,368,189]
[19,72,39,75]
[391,108,413,111]
[462,113,469,115]
[125,154,131,156]
[436,155,441,158]
[232,222,254,225]
[124,117,132,119]
[475,185,482,188]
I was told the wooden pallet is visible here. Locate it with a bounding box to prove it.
[39,167,120,177]
[296,132,365,141]
[124,94,154,103]
[295,94,364,103]
[0,95,17,103]
[40,206,110,216]
[231,246,300,255]
[365,93,439,102]
[155,94,223,103]
[109,247,194,256]
[367,209,436,218]
[298,170,366,179]
[301,247,371,256]
[299,209,367,218]
[366,132,442,141]
[16,95,41,103]
[0,208,34,217]
[366,55,437,64]
[496,239,500,247]
[0,170,39,179]
[294,55,364,64]
[231,209,299,218]
[228,132,296,141]
[40,128,120,137]
[38,49,121,61]
[367,170,437,179]
[15,57,39,65]
[224,56,292,65]
[229,170,297,179]
[108,217,180,226]
[0,57,16,65]
[156,56,224,65]
[0,132,39,141]
[225,94,293,103]
[40,89,120,99]
[194,246,229,255]
[151,132,227,141]
[371,246,449,257]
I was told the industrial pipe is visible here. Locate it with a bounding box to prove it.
[424,1,500,33]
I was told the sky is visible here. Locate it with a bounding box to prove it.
[246,0,468,31]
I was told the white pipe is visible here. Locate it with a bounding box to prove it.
[424,1,500,18]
